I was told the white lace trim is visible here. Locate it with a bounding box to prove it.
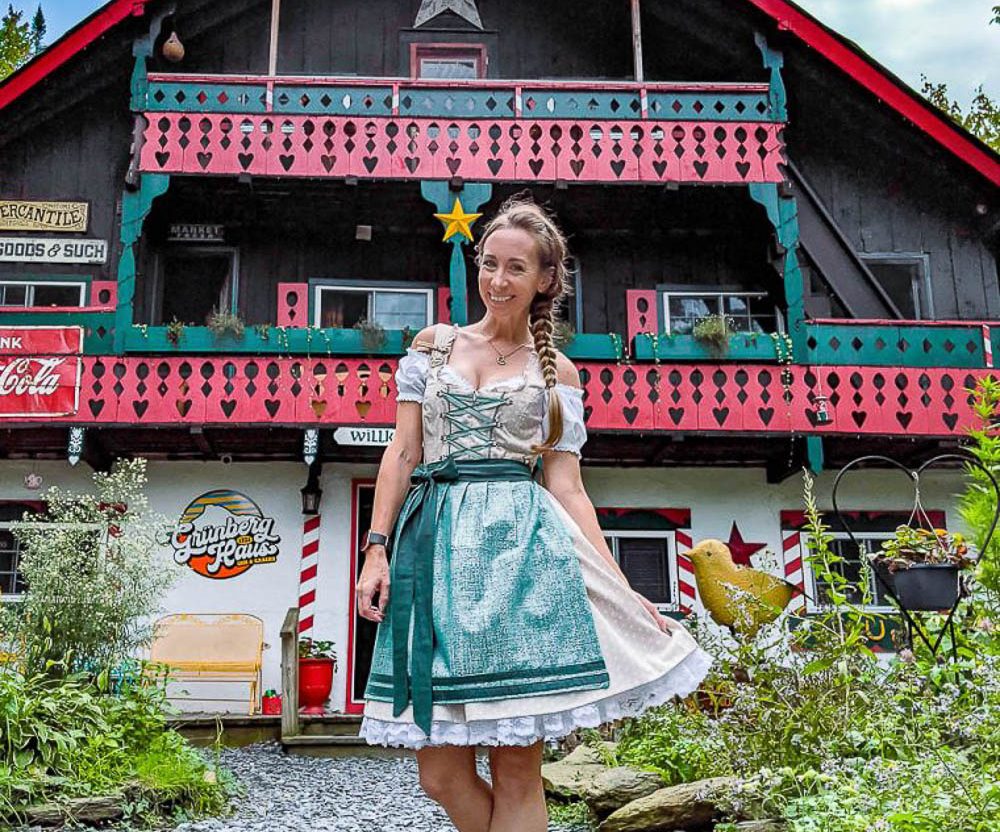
[359,645,715,748]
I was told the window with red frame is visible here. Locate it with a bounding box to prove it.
[411,43,487,79]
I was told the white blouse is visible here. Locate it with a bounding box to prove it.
[394,348,588,457]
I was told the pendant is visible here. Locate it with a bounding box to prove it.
[497,355,507,365]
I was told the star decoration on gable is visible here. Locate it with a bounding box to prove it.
[726,522,768,567]
[415,0,483,29]
[434,197,483,242]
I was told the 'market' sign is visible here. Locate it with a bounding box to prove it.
[0,327,83,417]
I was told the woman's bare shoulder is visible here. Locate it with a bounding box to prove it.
[409,324,440,355]
[552,349,583,390]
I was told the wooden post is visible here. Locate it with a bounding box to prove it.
[268,0,281,77]
[280,606,299,739]
[630,0,644,82]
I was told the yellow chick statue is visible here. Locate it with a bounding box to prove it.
[688,538,798,637]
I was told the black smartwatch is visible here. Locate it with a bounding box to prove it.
[360,530,389,553]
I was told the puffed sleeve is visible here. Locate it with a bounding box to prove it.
[394,348,431,403]
[542,384,588,457]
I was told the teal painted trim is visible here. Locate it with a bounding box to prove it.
[749,182,806,363]
[754,32,788,123]
[647,91,776,122]
[561,333,625,360]
[146,81,268,113]
[274,85,393,115]
[125,325,416,354]
[121,326,634,359]
[632,332,779,362]
[806,323,988,367]
[806,436,824,474]
[115,174,171,354]
[0,311,115,352]
[129,54,147,111]
[398,88,514,119]
[419,181,493,326]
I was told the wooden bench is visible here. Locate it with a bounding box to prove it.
[148,613,263,714]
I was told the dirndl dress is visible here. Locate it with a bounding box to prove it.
[360,323,714,748]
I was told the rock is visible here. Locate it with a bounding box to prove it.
[580,766,666,817]
[598,776,738,832]
[730,821,787,831]
[542,742,616,800]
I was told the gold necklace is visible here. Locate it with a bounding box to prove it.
[486,337,532,366]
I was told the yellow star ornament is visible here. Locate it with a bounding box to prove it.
[434,197,483,242]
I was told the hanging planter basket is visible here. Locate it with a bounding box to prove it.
[833,453,999,620]
[891,562,960,611]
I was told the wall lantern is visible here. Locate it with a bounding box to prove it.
[300,464,323,516]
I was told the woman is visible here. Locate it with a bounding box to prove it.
[356,194,714,831]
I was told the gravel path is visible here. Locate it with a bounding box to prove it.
[170,742,589,832]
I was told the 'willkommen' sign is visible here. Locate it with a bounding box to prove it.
[0,327,82,417]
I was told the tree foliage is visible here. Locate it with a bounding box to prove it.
[0,3,46,81]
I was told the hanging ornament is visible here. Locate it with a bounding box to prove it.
[162,31,185,63]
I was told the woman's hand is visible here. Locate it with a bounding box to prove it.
[633,590,676,635]
[356,546,390,622]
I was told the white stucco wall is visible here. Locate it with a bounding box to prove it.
[0,457,968,713]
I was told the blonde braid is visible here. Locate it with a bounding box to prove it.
[529,293,564,455]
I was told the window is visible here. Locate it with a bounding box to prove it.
[411,43,487,79]
[603,532,675,606]
[156,247,239,326]
[0,280,86,307]
[313,283,434,330]
[860,254,933,320]
[0,502,43,600]
[805,533,895,613]
[661,289,781,336]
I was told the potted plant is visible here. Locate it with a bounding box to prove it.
[870,525,978,611]
[354,316,387,353]
[692,313,733,356]
[207,307,246,341]
[298,637,337,714]
[261,688,282,715]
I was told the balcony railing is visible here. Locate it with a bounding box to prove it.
[13,354,987,437]
[137,75,786,185]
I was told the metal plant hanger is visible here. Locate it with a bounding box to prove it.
[831,453,1000,659]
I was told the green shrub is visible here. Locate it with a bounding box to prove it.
[0,662,231,824]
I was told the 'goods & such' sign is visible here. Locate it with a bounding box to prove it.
[0,236,108,263]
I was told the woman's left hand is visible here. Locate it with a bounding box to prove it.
[633,590,675,635]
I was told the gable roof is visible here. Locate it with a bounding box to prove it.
[1,0,997,186]
[0,1,149,113]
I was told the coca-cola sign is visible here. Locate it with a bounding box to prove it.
[0,327,82,417]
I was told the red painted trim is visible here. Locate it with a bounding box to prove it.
[0,1,149,112]
[410,42,488,80]
[745,0,1000,186]
[344,477,377,716]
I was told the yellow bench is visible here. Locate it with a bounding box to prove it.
[148,613,264,714]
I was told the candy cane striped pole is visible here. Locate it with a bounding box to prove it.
[675,529,697,614]
[782,529,807,615]
[298,515,321,636]
[983,325,993,369]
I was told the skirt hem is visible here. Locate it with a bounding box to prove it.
[358,644,715,749]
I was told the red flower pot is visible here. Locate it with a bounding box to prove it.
[298,657,335,714]
[261,695,282,715]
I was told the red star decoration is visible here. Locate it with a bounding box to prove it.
[726,522,768,567]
